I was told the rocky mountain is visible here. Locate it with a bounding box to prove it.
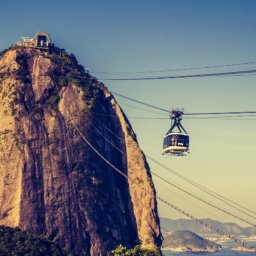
[162,230,222,253]
[160,218,256,236]
[0,38,162,255]
[0,225,72,256]
[244,226,256,235]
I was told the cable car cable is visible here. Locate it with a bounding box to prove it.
[113,101,256,119]
[90,95,256,217]
[90,112,256,219]
[153,175,226,223]
[151,171,256,226]
[184,115,256,119]
[111,91,170,113]
[92,60,256,75]
[147,156,256,218]
[116,101,167,116]
[51,69,256,249]
[99,69,256,81]
[86,110,256,225]
[2,111,256,122]
[51,71,255,249]
[111,91,256,116]
[185,111,256,116]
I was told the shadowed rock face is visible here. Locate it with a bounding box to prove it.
[0,47,162,255]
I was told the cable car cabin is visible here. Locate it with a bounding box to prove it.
[163,109,190,156]
[163,132,189,156]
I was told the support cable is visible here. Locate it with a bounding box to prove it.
[92,60,256,75]
[111,91,170,113]
[147,157,256,218]
[51,71,255,249]
[111,91,256,116]
[87,113,256,226]
[99,69,256,81]
[90,111,256,219]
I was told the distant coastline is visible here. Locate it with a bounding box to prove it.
[162,247,220,253]
[232,246,256,253]
[162,230,222,253]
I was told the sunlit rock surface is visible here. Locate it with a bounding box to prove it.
[0,46,162,255]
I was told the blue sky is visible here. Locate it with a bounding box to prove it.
[1,0,256,226]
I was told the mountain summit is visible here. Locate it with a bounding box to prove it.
[0,33,162,255]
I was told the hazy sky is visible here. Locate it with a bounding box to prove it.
[1,0,256,227]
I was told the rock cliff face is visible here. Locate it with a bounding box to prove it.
[0,46,162,255]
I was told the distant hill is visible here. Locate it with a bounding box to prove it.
[162,230,222,253]
[160,218,256,236]
[0,226,72,256]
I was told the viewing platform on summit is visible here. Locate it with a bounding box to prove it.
[16,32,53,52]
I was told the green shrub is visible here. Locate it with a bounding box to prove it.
[0,226,73,256]
[111,244,162,256]
[49,52,100,111]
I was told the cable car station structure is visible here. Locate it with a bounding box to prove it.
[16,32,54,53]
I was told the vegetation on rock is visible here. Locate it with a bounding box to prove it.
[112,244,162,256]
[0,226,73,256]
[49,50,102,111]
